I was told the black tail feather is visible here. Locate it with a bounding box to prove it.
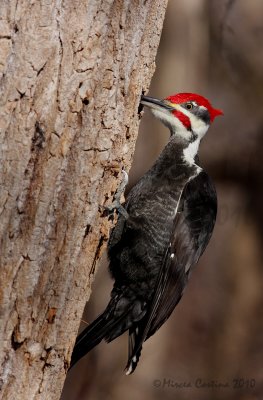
[70,302,134,370]
[70,311,109,369]
[125,327,143,375]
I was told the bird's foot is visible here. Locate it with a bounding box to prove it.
[114,169,129,203]
[106,202,129,219]
[104,169,129,219]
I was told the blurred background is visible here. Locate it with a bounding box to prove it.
[62,1,263,399]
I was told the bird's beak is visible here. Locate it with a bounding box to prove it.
[140,95,174,111]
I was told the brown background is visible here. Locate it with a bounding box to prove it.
[63,1,263,399]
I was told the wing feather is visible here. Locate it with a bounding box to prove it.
[126,171,217,370]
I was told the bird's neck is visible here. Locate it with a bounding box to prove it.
[150,134,201,179]
[183,138,200,165]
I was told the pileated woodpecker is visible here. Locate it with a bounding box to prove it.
[70,93,223,374]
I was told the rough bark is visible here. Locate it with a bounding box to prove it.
[0,1,168,398]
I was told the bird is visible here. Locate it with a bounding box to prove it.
[70,92,223,375]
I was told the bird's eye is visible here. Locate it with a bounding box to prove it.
[186,103,193,110]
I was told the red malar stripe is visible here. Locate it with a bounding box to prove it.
[172,110,191,130]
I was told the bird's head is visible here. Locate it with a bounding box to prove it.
[141,92,223,141]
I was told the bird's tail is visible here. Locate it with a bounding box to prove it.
[69,310,110,369]
[70,301,133,370]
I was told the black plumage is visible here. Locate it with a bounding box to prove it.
[70,134,217,373]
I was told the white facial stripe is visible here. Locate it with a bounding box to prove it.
[141,101,186,134]
[174,105,209,139]
[151,108,192,140]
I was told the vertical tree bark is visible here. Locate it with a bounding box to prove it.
[0,1,168,398]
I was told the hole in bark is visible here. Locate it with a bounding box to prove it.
[84,224,91,237]
[14,24,19,33]
[11,331,23,351]
[112,170,119,178]
[138,101,144,114]
[82,98,90,105]
[126,127,131,139]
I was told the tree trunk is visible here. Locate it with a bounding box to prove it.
[0,1,168,398]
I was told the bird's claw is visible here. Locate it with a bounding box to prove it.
[103,169,129,220]
[105,202,129,219]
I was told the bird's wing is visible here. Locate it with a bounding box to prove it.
[125,171,217,372]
